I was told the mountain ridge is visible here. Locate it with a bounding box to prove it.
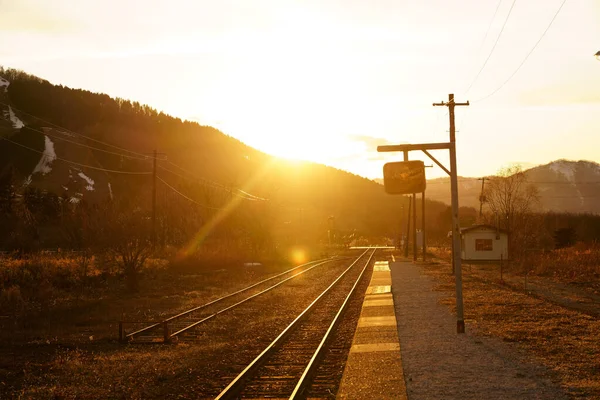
[420,159,600,214]
[0,67,425,246]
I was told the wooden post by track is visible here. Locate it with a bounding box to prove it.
[378,93,469,334]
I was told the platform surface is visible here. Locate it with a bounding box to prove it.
[338,259,568,400]
[337,260,407,399]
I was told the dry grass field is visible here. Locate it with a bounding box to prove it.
[426,247,600,399]
[0,249,344,398]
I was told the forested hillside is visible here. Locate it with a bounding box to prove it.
[0,67,462,257]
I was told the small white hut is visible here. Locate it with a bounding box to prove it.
[460,224,508,261]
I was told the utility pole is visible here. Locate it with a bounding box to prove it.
[433,93,469,334]
[421,191,426,262]
[399,204,404,251]
[404,196,411,258]
[149,150,167,250]
[152,149,157,249]
[412,192,417,261]
[421,165,432,262]
[478,177,487,218]
[403,150,410,259]
[377,94,468,333]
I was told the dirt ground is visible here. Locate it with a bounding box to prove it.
[423,258,600,399]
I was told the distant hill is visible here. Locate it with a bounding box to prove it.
[1,67,459,249]
[423,160,600,214]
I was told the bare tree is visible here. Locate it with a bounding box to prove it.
[96,202,153,291]
[483,164,540,259]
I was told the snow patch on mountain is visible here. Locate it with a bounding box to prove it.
[7,106,24,129]
[0,77,9,91]
[549,160,576,181]
[32,136,56,175]
[69,192,83,204]
[78,172,95,191]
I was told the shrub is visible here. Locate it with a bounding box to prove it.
[0,285,25,315]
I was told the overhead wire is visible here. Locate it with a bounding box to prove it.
[0,101,153,159]
[472,0,568,103]
[0,116,150,161]
[477,0,505,53]
[163,159,268,200]
[465,0,518,94]
[0,136,152,175]
[158,164,267,201]
[1,102,268,200]
[426,178,600,185]
[448,1,504,139]
[157,175,223,210]
[544,195,600,198]
[165,160,231,191]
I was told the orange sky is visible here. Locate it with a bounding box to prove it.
[1,0,600,179]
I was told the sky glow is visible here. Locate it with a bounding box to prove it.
[2,0,599,179]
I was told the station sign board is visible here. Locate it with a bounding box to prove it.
[383,160,426,194]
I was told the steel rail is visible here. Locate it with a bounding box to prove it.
[214,248,374,400]
[125,257,337,339]
[290,249,377,398]
[168,257,342,339]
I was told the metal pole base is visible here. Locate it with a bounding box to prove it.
[457,320,465,334]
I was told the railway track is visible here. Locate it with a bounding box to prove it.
[121,257,345,343]
[215,248,377,399]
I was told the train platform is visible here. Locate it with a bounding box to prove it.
[338,259,567,400]
[337,260,407,399]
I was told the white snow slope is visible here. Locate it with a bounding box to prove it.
[0,77,9,91]
[78,172,95,191]
[32,136,57,175]
[549,160,576,181]
[7,106,24,129]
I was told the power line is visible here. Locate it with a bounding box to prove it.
[0,136,152,175]
[454,0,503,134]
[157,175,223,210]
[0,116,149,161]
[473,0,568,103]
[530,181,600,184]
[0,101,155,159]
[159,164,230,192]
[165,161,230,190]
[465,0,518,94]
[158,165,259,201]
[160,162,268,201]
[477,0,505,53]
[2,101,268,200]
[426,179,600,185]
[544,195,600,198]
